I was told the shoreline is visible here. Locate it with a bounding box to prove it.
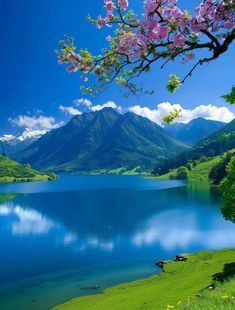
[0,173,58,184]
[53,248,235,310]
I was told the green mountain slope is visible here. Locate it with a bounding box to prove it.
[154,118,235,175]
[16,108,186,173]
[0,154,57,182]
[157,148,235,183]
[165,117,225,146]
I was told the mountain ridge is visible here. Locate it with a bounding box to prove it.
[0,128,47,156]
[16,108,187,172]
[155,118,235,175]
[165,117,225,145]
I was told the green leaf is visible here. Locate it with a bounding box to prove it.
[166,74,182,93]
[221,86,235,105]
[162,108,182,124]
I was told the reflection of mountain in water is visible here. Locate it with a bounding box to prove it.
[0,193,16,204]
[1,184,221,241]
[1,181,235,288]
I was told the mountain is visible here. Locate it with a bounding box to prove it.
[0,128,47,156]
[0,128,47,143]
[0,154,57,183]
[165,118,225,146]
[14,128,47,142]
[191,118,235,158]
[16,108,186,172]
[155,118,235,175]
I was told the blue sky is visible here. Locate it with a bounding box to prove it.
[0,0,234,134]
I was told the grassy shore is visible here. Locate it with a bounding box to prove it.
[0,174,56,183]
[53,249,235,310]
[0,154,58,183]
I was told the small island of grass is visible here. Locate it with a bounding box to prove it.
[0,153,58,183]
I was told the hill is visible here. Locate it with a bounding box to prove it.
[154,118,235,175]
[16,108,186,173]
[0,154,57,182]
[156,147,235,184]
[165,118,225,146]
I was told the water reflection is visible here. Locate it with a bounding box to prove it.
[132,209,235,250]
[0,176,235,309]
[0,204,54,235]
[0,182,234,259]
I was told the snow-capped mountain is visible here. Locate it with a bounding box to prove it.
[0,135,14,142]
[0,128,47,156]
[0,128,47,143]
[14,128,47,142]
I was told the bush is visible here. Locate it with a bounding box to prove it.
[209,152,235,184]
[23,163,31,169]
[176,166,189,179]
[186,163,192,171]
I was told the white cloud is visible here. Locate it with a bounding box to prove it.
[182,104,235,123]
[131,209,235,251]
[73,98,93,107]
[90,101,123,113]
[63,233,78,245]
[60,98,123,115]
[0,205,54,235]
[59,105,82,116]
[9,115,64,130]
[129,102,235,126]
[87,236,114,252]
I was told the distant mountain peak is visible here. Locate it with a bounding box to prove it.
[165,118,226,146]
[15,128,48,142]
[0,128,47,143]
[0,134,14,142]
[0,128,48,157]
[188,117,223,124]
[94,107,121,116]
[156,117,235,175]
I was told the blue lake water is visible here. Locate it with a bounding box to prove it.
[0,175,235,310]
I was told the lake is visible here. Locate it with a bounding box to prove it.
[0,175,235,310]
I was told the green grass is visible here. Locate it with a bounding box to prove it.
[158,157,222,182]
[123,167,141,175]
[53,249,235,310]
[188,156,222,181]
[108,167,127,174]
[156,150,235,182]
[181,278,235,309]
[82,166,148,175]
[0,154,58,183]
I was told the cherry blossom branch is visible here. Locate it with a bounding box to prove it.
[56,0,235,97]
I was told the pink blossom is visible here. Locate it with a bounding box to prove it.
[117,0,129,11]
[67,66,77,73]
[172,33,186,47]
[59,0,235,91]
[104,0,114,13]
